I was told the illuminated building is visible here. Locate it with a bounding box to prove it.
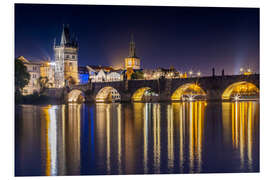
[17,56,41,95]
[90,69,107,82]
[78,66,89,84]
[124,34,141,70]
[106,71,123,82]
[87,65,123,82]
[17,56,56,95]
[240,67,253,76]
[54,25,79,87]
[40,61,55,88]
[89,68,123,82]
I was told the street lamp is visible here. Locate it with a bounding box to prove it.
[197,71,201,77]
[189,70,193,77]
[240,68,243,74]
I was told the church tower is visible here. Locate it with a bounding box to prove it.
[54,25,79,88]
[124,34,141,70]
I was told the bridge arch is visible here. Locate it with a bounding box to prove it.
[68,89,85,103]
[131,87,158,102]
[222,81,259,100]
[96,86,121,102]
[171,83,206,101]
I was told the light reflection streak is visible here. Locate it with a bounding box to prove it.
[43,105,58,176]
[96,103,106,169]
[189,102,194,173]
[117,104,122,174]
[106,105,111,174]
[172,101,205,173]
[229,101,258,172]
[153,103,157,169]
[48,106,58,176]
[153,104,161,173]
[67,103,81,175]
[143,103,149,173]
[167,104,174,171]
[179,103,185,172]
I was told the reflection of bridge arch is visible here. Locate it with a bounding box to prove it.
[171,83,206,101]
[96,86,121,102]
[222,81,259,100]
[131,87,158,102]
[68,89,85,103]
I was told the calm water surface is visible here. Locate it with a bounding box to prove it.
[15,101,259,176]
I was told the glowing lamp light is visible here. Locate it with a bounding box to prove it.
[247,68,251,72]
[240,68,243,72]
[189,71,193,75]
[234,94,241,101]
[197,72,201,76]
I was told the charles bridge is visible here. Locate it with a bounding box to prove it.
[45,74,259,103]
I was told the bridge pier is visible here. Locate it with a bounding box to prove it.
[206,89,223,101]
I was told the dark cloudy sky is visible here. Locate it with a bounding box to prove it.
[15,4,259,75]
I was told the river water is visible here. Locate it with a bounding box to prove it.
[15,101,259,176]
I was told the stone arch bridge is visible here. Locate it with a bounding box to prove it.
[63,74,259,102]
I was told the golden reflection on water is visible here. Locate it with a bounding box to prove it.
[41,105,59,176]
[106,104,111,174]
[222,101,259,171]
[173,101,205,173]
[66,103,81,175]
[143,103,149,173]
[153,104,161,173]
[167,104,174,171]
[40,103,82,176]
[17,100,259,176]
[117,104,123,174]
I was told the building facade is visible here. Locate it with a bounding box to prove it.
[106,71,123,82]
[87,65,123,82]
[124,34,141,70]
[54,25,79,88]
[18,56,41,95]
[78,66,89,84]
[40,61,55,88]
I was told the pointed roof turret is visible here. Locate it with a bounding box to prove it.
[129,33,137,58]
[60,24,71,46]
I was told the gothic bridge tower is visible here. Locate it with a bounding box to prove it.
[124,34,141,70]
[54,24,79,88]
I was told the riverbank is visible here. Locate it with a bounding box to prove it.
[15,94,63,105]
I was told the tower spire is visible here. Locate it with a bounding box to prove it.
[60,24,66,46]
[129,33,136,57]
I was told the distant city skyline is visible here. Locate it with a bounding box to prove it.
[15,4,259,75]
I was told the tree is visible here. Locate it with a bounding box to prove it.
[67,76,76,85]
[131,71,144,80]
[39,76,52,94]
[15,58,30,93]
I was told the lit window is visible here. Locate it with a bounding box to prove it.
[128,60,132,66]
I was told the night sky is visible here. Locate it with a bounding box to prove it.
[15,4,259,75]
